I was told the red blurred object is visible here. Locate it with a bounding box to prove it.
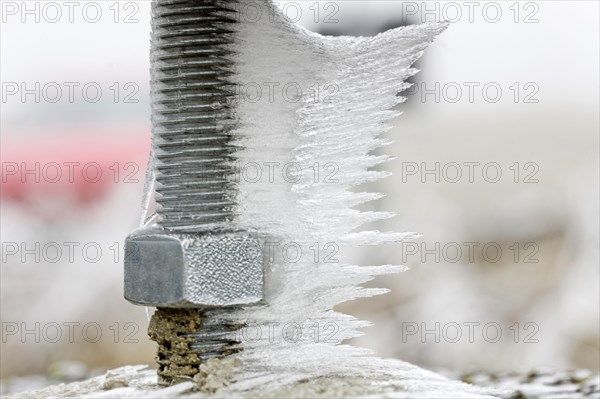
[1,128,150,208]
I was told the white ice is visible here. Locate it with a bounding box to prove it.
[139,0,492,397]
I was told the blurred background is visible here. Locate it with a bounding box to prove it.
[1,0,598,393]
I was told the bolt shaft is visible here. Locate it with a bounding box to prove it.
[151,0,239,234]
[149,308,241,385]
[148,0,244,383]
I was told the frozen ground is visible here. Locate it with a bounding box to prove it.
[5,364,599,399]
[4,363,498,399]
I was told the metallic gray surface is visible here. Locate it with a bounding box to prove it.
[125,0,262,366]
[124,227,264,307]
[124,0,265,308]
[151,0,239,234]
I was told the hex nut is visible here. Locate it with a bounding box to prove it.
[124,226,264,307]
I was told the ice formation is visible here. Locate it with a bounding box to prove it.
[137,0,493,397]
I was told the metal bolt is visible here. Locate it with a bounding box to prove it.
[124,0,264,384]
[151,0,239,233]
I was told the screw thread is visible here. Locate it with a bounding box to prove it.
[151,0,240,234]
[149,307,242,385]
[148,0,244,380]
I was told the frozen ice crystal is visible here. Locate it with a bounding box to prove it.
[134,0,493,397]
[200,0,457,392]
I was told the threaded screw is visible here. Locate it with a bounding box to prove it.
[138,0,253,384]
[151,0,239,233]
